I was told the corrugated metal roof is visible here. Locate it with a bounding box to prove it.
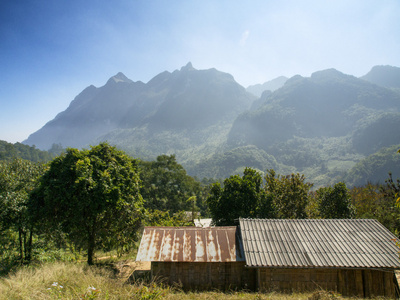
[240,218,400,269]
[136,226,245,262]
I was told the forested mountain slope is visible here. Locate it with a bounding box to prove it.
[223,68,400,186]
[24,63,255,153]
[228,68,400,149]
[0,140,56,162]
[94,63,255,162]
[23,64,400,186]
[361,65,400,90]
[342,144,400,187]
[24,73,147,150]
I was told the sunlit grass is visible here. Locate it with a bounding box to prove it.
[0,262,137,299]
[0,261,390,299]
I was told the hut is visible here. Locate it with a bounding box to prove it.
[239,218,400,297]
[136,226,254,291]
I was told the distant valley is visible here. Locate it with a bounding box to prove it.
[23,63,400,187]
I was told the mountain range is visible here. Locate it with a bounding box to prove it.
[23,63,400,187]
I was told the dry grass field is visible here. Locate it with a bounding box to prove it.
[0,261,391,300]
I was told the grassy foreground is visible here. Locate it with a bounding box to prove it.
[0,261,387,300]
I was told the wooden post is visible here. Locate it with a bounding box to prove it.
[355,270,364,297]
[363,269,372,298]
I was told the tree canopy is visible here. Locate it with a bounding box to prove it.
[0,140,58,162]
[139,155,206,215]
[316,182,355,219]
[30,143,143,265]
[0,159,45,262]
[207,168,274,225]
[265,169,312,219]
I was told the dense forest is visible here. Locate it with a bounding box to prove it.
[1,142,399,275]
[0,140,63,162]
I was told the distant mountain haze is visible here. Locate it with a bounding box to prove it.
[228,68,400,149]
[24,63,255,150]
[246,76,288,97]
[361,65,400,90]
[24,73,147,150]
[141,62,254,130]
[23,64,400,187]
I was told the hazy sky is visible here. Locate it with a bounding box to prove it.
[1,0,399,144]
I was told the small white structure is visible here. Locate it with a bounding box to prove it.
[194,218,213,227]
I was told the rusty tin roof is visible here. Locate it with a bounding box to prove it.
[136,226,245,262]
[240,218,400,269]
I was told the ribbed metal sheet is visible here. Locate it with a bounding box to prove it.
[136,226,245,262]
[239,218,400,269]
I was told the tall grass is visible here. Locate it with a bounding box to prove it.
[0,262,384,299]
[0,262,141,299]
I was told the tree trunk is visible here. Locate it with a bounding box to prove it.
[87,231,96,265]
[18,229,23,261]
[23,231,27,260]
[86,218,97,265]
[27,229,33,262]
[88,235,94,266]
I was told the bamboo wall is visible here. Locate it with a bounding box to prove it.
[258,268,397,297]
[152,262,398,296]
[151,262,256,291]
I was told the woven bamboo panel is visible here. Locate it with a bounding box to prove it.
[259,268,396,297]
[151,261,255,291]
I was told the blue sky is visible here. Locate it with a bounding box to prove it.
[1,0,399,144]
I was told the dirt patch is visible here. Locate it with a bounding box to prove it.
[114,260,151,282]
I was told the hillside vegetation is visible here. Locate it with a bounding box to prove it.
[2,64,400,298]
[0,140,59,162]
[0,142,399,298]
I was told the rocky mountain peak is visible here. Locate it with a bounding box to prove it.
[107,72,133,84]
[180,62,195,71]
[311,68,345,79]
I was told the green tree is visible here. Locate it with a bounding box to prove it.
[30,143,143,265]
[349,183,383,219]
[207,168,274,226]
[349,150,400,236]
[382,172,400,234]
[0,159,45,262]
[265,169,312,219]
[397,148,400,203]
[48,143,65,157]
[144,210,193,227]
[0,140,53,162]
[350,183,400,235]
[139,155,205,214]
[316,182,355,219]
[384,172,400,207]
